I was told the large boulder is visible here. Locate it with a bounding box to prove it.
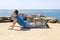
[48,19,59,23]
[41,17,59,23]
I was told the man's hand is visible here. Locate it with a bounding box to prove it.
[8,25,14,30]
[10,25,13,27]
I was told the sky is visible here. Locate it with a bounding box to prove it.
[0,0,60,9]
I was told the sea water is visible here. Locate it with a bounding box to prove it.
[0,9,60,20]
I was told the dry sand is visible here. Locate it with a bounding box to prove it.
[0,22,60,40]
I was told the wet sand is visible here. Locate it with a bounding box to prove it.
[0,22,60,40]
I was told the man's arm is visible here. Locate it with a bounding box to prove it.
[9,20,16,30]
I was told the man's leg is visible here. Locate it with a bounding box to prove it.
[36,22,49,28]
[24,22,36,28]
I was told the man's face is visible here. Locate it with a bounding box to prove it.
[12,10,16,15]
[13,11,16,15]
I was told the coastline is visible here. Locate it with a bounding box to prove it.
[0,10,60,40]
[0,9,60,20]
[0,13,60,23]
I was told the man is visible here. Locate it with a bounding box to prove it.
[9,10,49,30]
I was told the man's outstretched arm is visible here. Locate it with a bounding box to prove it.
[9,20,16,30]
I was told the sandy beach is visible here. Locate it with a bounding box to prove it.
[0,22,60,40]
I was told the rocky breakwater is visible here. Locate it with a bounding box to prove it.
[19,13,60,23]
[0,17,11,22]
[10,12,60,23]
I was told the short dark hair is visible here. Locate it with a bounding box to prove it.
[14,10,18,14]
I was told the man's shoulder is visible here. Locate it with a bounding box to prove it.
[14,14,18,17]
[14,15,18,18]
[14,15,16,17]
[14,14,20,18]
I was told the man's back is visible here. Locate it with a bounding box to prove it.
[14,14,27,27]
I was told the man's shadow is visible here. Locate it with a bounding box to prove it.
[13,26,50,31]
[13,27,30,31]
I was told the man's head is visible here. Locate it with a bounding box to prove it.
[13,9,18,15]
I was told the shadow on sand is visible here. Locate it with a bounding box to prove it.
[12,26,50,31]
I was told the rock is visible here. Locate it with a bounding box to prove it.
[36,14,45,17]
[48,19,59,23]
[33,17,42,22]
[41,17,59,23]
